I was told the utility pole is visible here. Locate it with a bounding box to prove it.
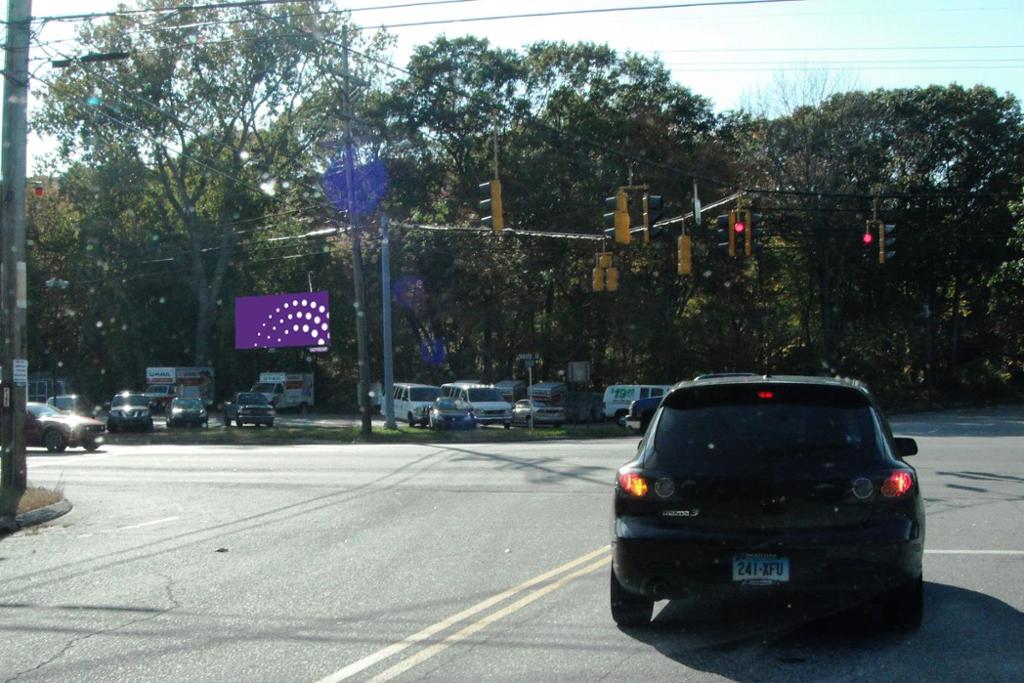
[381,215,396,430]
[1,0,32,507]
[341,25,373,436]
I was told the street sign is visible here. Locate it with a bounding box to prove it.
[12,359,27,386]
[517,353,539,361]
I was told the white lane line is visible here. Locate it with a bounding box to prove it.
[926,549,1024,555]
[367,556,610,683]
[317,545,610,683]
[118,516,180,530]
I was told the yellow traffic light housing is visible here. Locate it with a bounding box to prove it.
[478,179,504,234]
[592,252,617,292]
[678,234,692,275]
[605,266,619,291]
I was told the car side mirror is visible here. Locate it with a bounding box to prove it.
[894,437,918,457]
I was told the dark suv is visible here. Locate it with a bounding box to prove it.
[611,375,924,629]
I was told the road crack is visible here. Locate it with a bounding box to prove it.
[3,573,181,683]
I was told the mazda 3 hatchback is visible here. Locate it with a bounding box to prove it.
[611,375,924,628]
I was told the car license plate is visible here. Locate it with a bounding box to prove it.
[732,555,789,583]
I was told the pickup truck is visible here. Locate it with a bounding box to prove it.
[624,396,662,434]
[222,392,276,427]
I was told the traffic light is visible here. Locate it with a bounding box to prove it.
[592,252,615,292]
[605,266,619,291]
[677,234,692,275]
[643,194,664,242]
[882,223,896,263]
[728,210,751,257]
[478,179,504,234]
[604,190,630,245]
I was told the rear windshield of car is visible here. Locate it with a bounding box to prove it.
[251,383,278,393]
[410,387,440,401]
[238,393,270,404]
[467,388,502,402]
[651,384,884,475]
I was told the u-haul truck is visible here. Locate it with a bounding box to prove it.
[144,367,216,409]
[251,372,314,410]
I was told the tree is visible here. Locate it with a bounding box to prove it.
[36,0,387,367]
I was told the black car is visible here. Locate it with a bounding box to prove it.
[223,392,275,427]
[106,393,154,432]
[611,375,924,629]
[166,397,209,428]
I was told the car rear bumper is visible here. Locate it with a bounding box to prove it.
[613,516,923,599]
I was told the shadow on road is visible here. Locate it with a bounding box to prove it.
[620,582,1023,681]
[443,445,612,487]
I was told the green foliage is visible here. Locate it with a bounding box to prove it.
[27,9,1024,408]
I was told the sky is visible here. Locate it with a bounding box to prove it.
[8,0,1024,171]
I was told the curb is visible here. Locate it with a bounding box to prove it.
[0,498,73,536]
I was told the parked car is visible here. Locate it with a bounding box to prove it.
[602,384,672,420]
[165,397,208,428]
[46,394,93,416]
[393,383,441,427]
[25,402,105,452]
[143,383,177,413]
[106,393,154,432]
[610,375,925,630]
[511,399,565,428]
[623,396,661,434]
[440,382,512,428]
[223,392,275,427]
[428,397,476,430]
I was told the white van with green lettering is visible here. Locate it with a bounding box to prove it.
[602,384,671,419]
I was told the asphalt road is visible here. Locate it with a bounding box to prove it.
[2,406,1022,682]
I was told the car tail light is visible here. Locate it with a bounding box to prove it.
[881,471,914,498]
[618,471,649,498]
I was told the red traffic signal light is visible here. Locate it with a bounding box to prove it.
[733,221,745,233]
[862,231,874,245]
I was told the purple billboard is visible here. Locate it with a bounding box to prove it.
[235,291,331,350]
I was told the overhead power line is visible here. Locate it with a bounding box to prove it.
[360,0,805,30]
[34,0,488,23]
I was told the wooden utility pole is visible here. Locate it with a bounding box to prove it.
[341,25,373,436]
[1,0,32,507]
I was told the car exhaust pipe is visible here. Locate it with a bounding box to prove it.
[650,580,670,599]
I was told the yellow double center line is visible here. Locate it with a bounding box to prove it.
[318,545,611,683]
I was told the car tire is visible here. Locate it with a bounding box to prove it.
[610,567,653,627]
[225,417,233,427]
[503,422,511,430]
[407,412,416,427]
[83,439,100,452]
[108,423,118,433]
[236,418,244,427]
[146,420,154,432]
[43,428,68,453]
[882,574,923,630]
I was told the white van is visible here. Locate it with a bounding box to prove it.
[440,382,512,428]
[602,384,672,419]
[393,383,441,427]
